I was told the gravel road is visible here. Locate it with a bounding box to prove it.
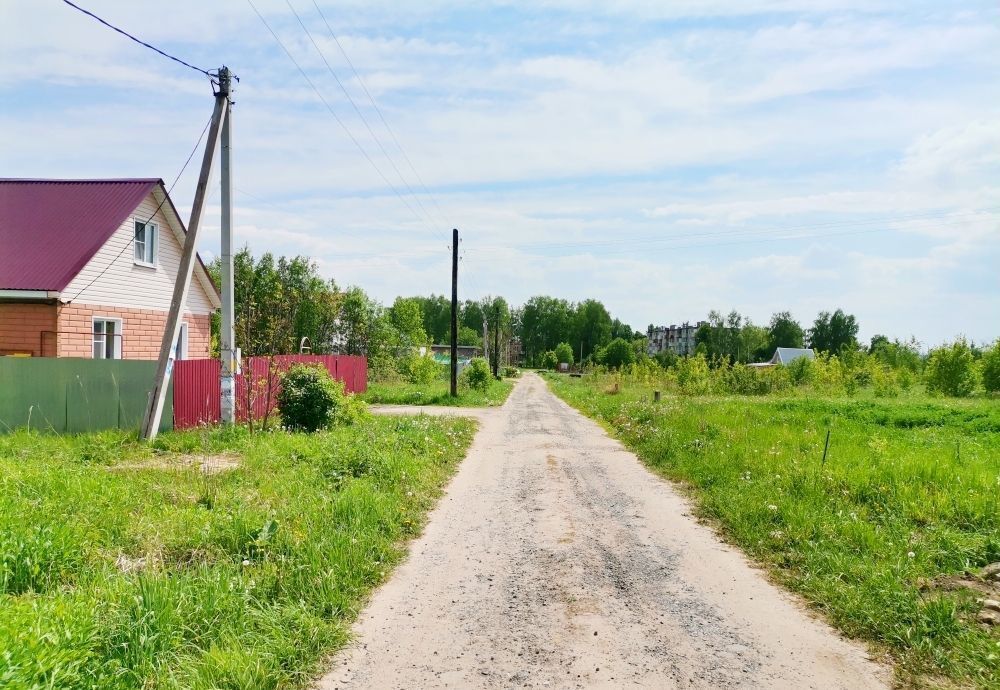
[319,373,888,689]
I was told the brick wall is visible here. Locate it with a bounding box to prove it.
[0,303,57,356]
[56,303,212,360]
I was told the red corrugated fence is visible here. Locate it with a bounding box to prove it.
[172,354,367,429]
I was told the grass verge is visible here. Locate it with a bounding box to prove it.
[0,416,476,689]
[362,378,514,407]
[546,373,1000,688]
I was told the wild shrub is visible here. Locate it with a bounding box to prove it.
[502,366,520,378]
[554,342,574,365]
[602,338,635,369]
[541,351,558,370]
[398,352,441,385]
[871,365,901,398]
[785,356,813,386]
[925,340,978,397]
[462,358,492,391]
[675,353,712,395]
[277,364,343,431]
[724,364,769,395]
[981,340,1000,394]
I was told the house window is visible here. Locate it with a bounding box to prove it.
[92,318,122,359]
[134,220,157,265]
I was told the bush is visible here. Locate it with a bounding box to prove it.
[462,358,492,391]
[398,352,441,385]
[675,354,712,395]
[541,351,558,370]
[603,338,635,369]
[554,342,574,365]
[277,364,343,431]
[653,350,678,369]
[982,340,1000,394]
[724,364,790,395]
[925,340,978,397]
[502,366,520,378]
[785,356,813,386]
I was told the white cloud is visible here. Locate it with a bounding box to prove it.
[2,0,998,346]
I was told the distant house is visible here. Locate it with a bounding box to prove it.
[749,347,816,368]
[647,321,707,356]
[0,179,220,359]
[429,344,481,362]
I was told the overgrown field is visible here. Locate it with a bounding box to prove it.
[0,417,476,689]
[362,377,514,407]
[547,373,1000,688]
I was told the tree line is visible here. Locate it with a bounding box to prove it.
[210,249,999,396]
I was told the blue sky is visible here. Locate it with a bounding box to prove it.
[2,0,998,347]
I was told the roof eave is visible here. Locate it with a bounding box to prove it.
[0,289,61,301]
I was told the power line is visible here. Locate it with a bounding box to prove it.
[284,0,443,237]
[309,0,452,229]
[245,0,441,240]
[60,0,213,78]
[64,114,214,304]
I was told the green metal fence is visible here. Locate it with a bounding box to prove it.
[0,358,172,434]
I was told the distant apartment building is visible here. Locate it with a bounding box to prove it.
[647,321,706,356]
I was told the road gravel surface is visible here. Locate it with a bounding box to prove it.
[320,373,887,689]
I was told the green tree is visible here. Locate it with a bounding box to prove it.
[767,311,805,352]
[603,337,635,369]
[457,326,481,347]
[554,342,574,365]
[925,339,978,397]
[336,288,396,377]
[387,297,428,349]
[215,249,342,357]
[871,336,922,372]
[412,295,451,344]
[868,334,890,353]
[519,295,573,364]
[483,295,511,377]
[808,309,860,353]
[542,350,558,370]
[740,323,770,363]
[574,299,612,361]
[980,339,1000,393]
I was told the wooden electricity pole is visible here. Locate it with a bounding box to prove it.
[450,228,459,397]
[219,68,236,424]
[493,302,500,378]
[141,67,233,440]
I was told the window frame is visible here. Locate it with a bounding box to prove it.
[133,218,158,267]
[92,317,123,360]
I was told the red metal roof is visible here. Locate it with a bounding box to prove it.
[0,178,159,291]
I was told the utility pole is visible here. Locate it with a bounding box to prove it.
[493,302,500,377]
[450,228,458,397]
[482,318,488,365]
[219,67,236,424]
[141,67,231,440]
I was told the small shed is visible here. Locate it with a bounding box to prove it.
[770,347,815,365]
[747,347,816,369]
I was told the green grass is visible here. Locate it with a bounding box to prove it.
[546,373,1000,688]
[361,378,514,407]
[0,416,476,689]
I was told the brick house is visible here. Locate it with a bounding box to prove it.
[0,179,220,359]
